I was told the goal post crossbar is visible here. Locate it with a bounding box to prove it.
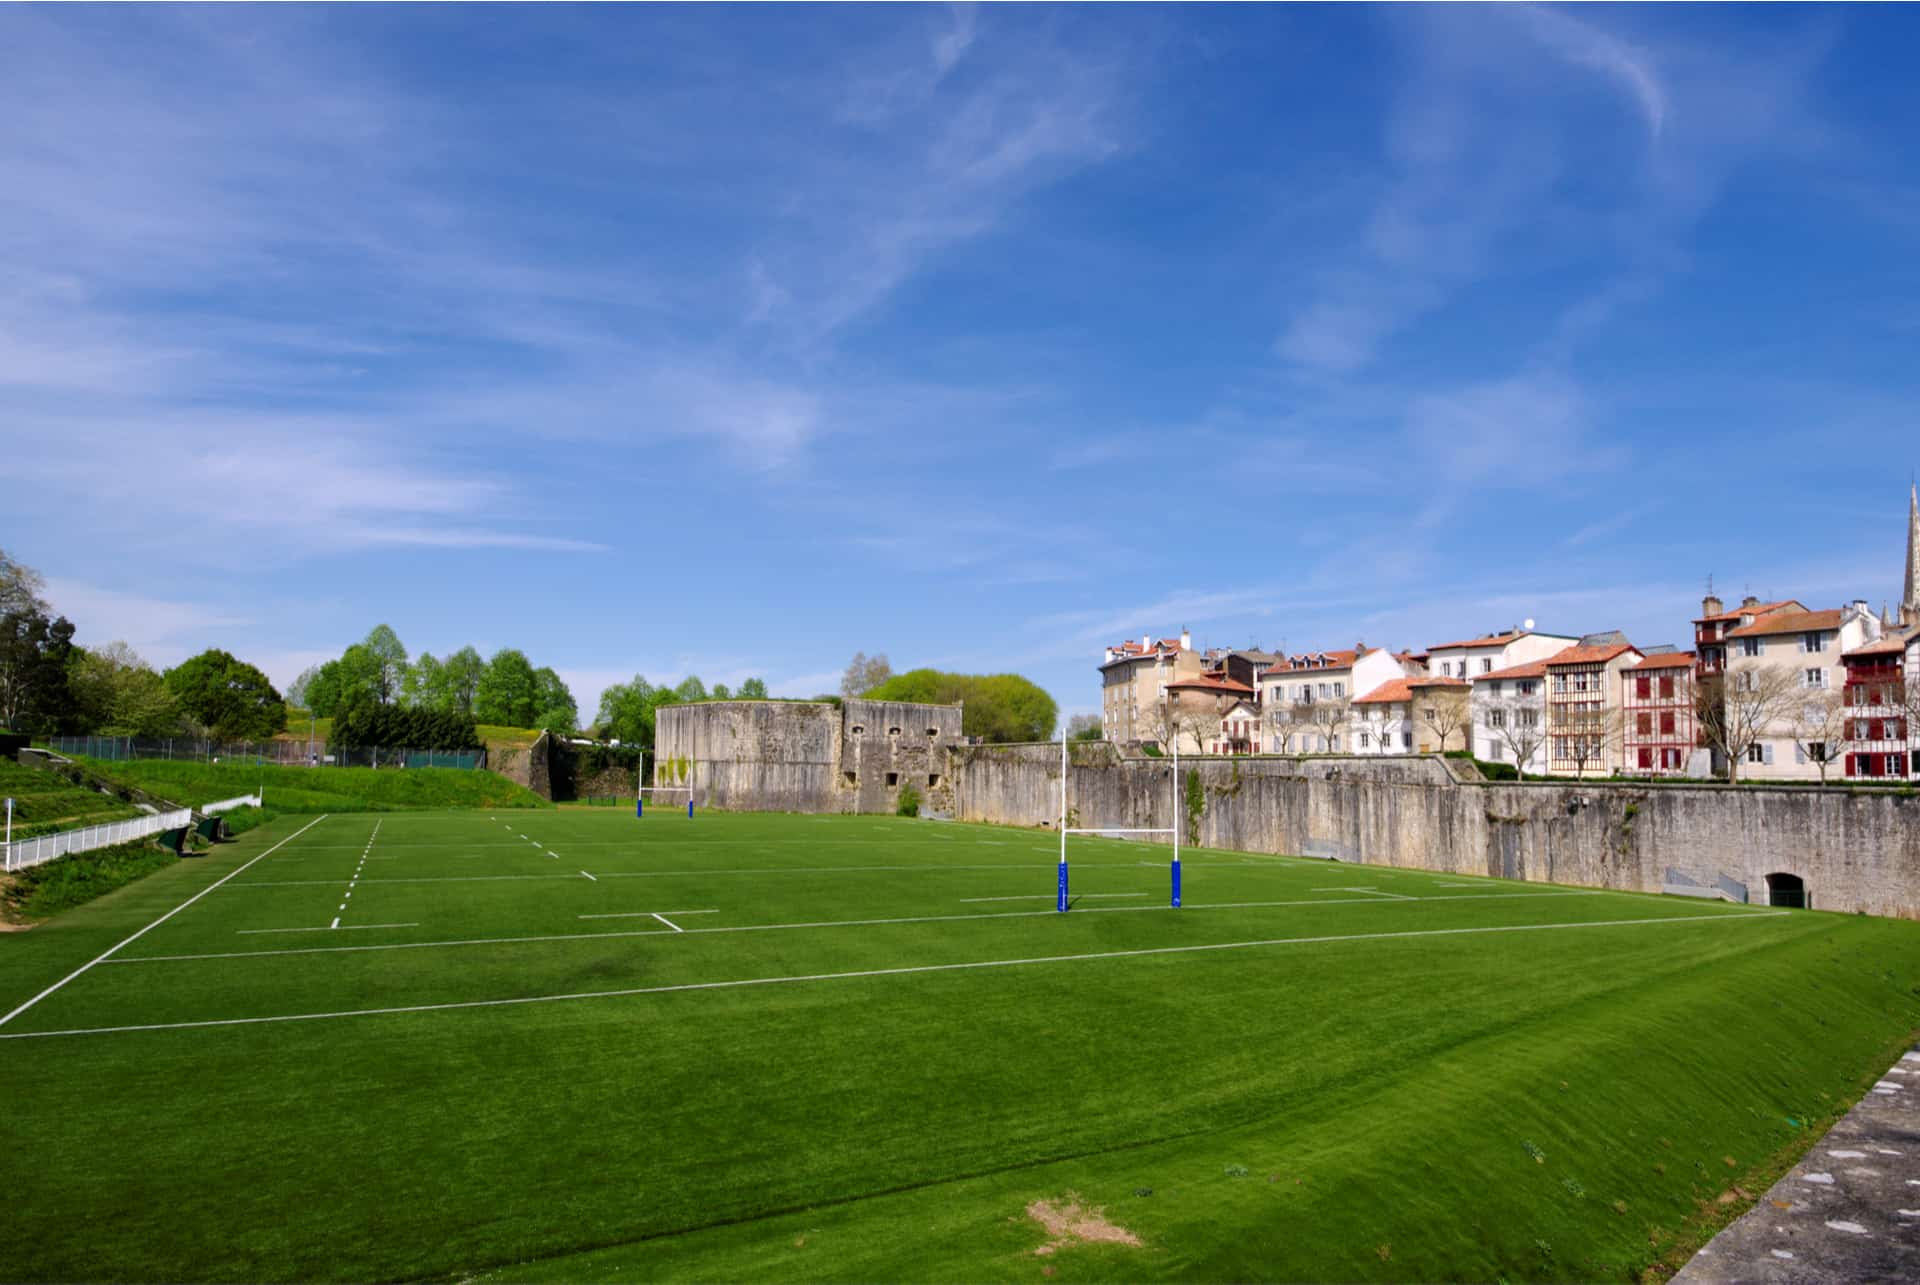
[637,784,696,819]
[1058,731,1180,912]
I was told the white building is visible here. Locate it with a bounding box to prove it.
[1423,628,1580,682]
[1724,602,1880,781]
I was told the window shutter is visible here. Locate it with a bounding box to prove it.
[1763,743,1775,766]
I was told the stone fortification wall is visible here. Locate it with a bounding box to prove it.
[949,747,1920,919]
[654,698,963,814]
[489,732,552,800]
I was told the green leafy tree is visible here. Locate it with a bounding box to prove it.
[737,677,768,700]
[359,625,408,706]
[402,652,447,710]
[710,682,732,701]
[864,669,1057,743]
[474,648,539,727]
[0,606,77,732]
[1066,713,1103,741]
[68,641,182,737]
[532,666,577,734]
[443,646,485,716]
[596,676,659,750]
[164,649,287,740]
[673,675,708,704]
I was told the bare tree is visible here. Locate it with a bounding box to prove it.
[1303,696,1351,753]
[1065,712,1103,742]
[1266,701,1303,755]
[840,651,893,698]
[1697,663,1803,783]
[1553,705,1626,780]
[1175,701,1225,755]
[1417,689,1470,754]
[1788,687,1851,785]
[1483,695,1547,781]
[0,547,49,618]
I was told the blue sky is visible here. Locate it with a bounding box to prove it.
[4,3,1918,724]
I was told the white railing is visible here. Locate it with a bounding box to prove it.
[201,793,262,816]
[4,809,194,873]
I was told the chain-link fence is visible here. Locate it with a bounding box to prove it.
[47,736,484,771]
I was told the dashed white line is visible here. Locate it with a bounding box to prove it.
[580,870,597,882]
[960,893,1149,903]
[651,912,684,932]
[576,909,720,921]
[240,923,419,935]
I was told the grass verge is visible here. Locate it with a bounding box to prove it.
[1,840,178,924]
[76,757,550,813]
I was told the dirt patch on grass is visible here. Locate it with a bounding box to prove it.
[1026,1195,1142,1256]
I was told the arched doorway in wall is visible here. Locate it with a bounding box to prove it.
[1764,872,1809,910]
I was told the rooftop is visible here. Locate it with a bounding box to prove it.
[1628,651,1697,671]
[1724,608,1844,639]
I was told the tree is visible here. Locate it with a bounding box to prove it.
[841,651,893,698]
[1788,688,1850,786]
[1302,696,1351,754]
[474,648,539,727]
[863,669,1056,742]
[672,675,708,705]
[1698,664,1802,783]
[164,649,286,740]
[68,641,182,737]
[1482,695,1548,781]
[402,652,448,710]
[286,663,324,710]
[0,547,49,618]
[360,625,408,706]
[1266,701,1304,755]
[737,677,769,700]
[1556,705,1625,780]
[532,666,577,734]
[443,646,485,716]
[710,682,732,701]
[1417,689,1470,754]
[302,658,346,717]
[1066,713,1103,741]
[596,676,660,749]
[1176,702,1225,755]
[0,606,76,732]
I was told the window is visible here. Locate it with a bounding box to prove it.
[1740,637,1761,657]
[885,772,899,787]
[1359,732,1371,748]
[1801,631,1828,653]
[1489,709,1506,728]
[844,771,857,785]
[1519,681,1536,697]
[1794,744,1806,765]
[1487,680,1502,696]
[1552,674,1567,694]
[1520,710,1538,728]
[1401,732,1412,749]
[1480,658,1493,673]
[1636,713,1652,735]
[1659,675,1675,699]
[928,774,940,787]
[1638,748,1652,769]
[850,725,865,735]
[1747,743,1770,765]
[1636,676,1652,699]
[1659,712,1676,735]
[1804,669,1826,689]
[1423,707,1437,722]
[887,726,901,736]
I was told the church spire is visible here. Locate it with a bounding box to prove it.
[1906,481,1920,628]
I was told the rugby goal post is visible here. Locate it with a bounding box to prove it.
[1057,731,1180,912]
[638,754,695,819]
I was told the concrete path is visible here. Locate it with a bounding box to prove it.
[1674,1042,1919,1283]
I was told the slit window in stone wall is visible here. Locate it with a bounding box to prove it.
[927,774,940,787]
[927,728,939,738]
[844,771,857,785]
[888,726,901,737]
[851,725,865,735]
[885,772,899,787]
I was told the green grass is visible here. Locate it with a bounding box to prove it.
[0,811,1915,1284]
[0,757,143,838]
[277,708,546,752]
[2,840,179,922]
[75,757,550,813]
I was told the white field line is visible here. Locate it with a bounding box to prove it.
[217,861,1159,888]
[0,814,331,1030]
[334,818,381,929]
[651,912,683,933]
[577,910,720,921]
[105,889,1639,965]
[1314,886,1416,900]
[961,893,1149,903]
[580,870,597,881]
[239,923,419,935]
[3,911,1791,1041]
[329,917,340,930]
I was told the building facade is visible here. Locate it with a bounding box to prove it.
[1544,636,1644,777]
[1471,659,1552,775]
[1099,630,1203,748]
[1621,652,1699,776]
[1841,630,1918,781]
[1721,603,1880,781]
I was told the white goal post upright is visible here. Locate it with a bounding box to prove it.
[1056,730,1180,912]
[637,753,695,819]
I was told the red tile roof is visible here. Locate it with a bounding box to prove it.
[1695,599,1800,624]
[1725,608,1844,639]
[1544,643,1641,667]
[1268,649,1359,673]
[1843,632,1918,658]
[1407,676,1470,688]
[1165,674,1255,695]
[1353,678,1415,705]
[1628,652,1696,670]
[1472,658,1551,682]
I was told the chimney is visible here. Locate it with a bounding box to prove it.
[1180,627,1191,651]
[1701,593,1723,618]
[1741,595,1760,609]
